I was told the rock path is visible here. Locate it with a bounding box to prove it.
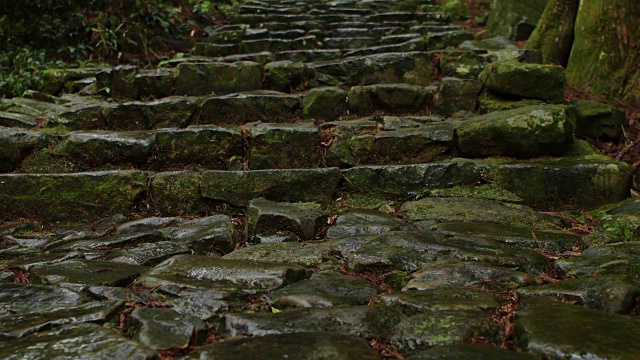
[1,0,639,358]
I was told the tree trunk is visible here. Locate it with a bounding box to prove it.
[526,0,579,66]
[565,0,640,104]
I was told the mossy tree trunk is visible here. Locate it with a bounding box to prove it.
[565,0,640,104]
[525,0,579,66]
[527,0,640,104]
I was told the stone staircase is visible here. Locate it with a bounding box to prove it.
[1,0,640,359]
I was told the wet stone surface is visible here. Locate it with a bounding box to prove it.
[0,0,637,357]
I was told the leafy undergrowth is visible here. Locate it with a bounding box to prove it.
[0,0,239,98]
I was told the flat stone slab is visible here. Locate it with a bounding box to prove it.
[129,307,206,349]
[400,197,557,229]
[433,222,582,251]
[160,215,238,255]
[411,344,540,359]
[0,323,156,359]
[327,209,414,238]
[223,304,402,338]
[517,274,640,314]
[404,260,541,291]
[378,288,502,313]
[135,255,310,293]
[0,283,90,314]
[344,231,546,274]
[222,241,337,267]
[28,259,147,286]
[554,242,640,277]
[0,300,122,339]
[186,332,379,360]
[262,271,379,308]
[516,298,640,359]
[390,309,502,352]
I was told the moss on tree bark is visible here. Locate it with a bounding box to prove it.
[526,0,579,66]
[527,0,640,104]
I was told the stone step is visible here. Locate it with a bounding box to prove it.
[0,153,630,222]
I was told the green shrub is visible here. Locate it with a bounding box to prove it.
[0,48,49,98]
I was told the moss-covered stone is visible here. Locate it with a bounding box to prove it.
[487,157,631,210]
[343,161,481,198]
[302,87,347,121]
[479,62,565,103]
[434,221,580,251]
[175,61,263,96]
[223,305,402,339]
[134,255,310,292]
[424,30,474,50]
[223,241,337,268]
[405,260,540,291]
[264,61,313,93]
[437,49,485,80]
[346,231,547,274]
[554,242,640,277]
[51,130,155,169]
[201,168,341,206]
[129,307,206,350]
[345,124,454,166]
[310,52,434,87]
[245,198,328,243]
[400,197,556,229]
[199,91,302,125]
[154,126,243,170]
[248,122,320,169]
[420,184,523,203]
[411,344,540,360]
[134,69,176,99]
[485,0,547,41]
[347,84,433,115]
[47,103,108,131]
[95,65,139,99]
[477,97,546,114]
[327,209,413,239]
[0,323,157,359]
[433,78,482,117]
[104,97,200,131]
[28,259,147,286]
[0,111,37,128]
[390,310,502,352]
[149,171,202,216]
[0,129,51,172]
[570,99,626,139]
[516,298,640,360]
[0,171,147,222]
[455,105,574,158]
[186,332,379,360]
[41,67,106,96]
[517,275,640,314]
[439,0,469,20]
